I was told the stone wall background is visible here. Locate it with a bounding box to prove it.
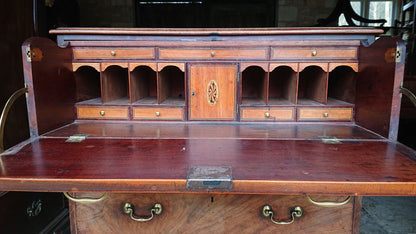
[77,0,338,27]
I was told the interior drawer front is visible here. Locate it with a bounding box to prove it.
[133,107,184,120]
[272,47,357,60]
[77,106,129,119]
[70,193,356,234]
[298,108,353,121]
[241,108,294,121]
[159,48,268,60]
[73,48,155,60]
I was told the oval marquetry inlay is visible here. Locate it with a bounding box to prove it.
[207,80,219,106]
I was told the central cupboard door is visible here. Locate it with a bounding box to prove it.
[189,64,237,120]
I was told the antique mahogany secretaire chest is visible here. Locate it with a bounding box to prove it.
[1,27,416,233]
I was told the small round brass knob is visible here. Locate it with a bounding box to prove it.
[110,51,116,56]
[312,50,317,56]
[100,110,105,116]
[210,51,215,57]
[265,112,270,118]
[323,112,329,118]
[155,111,160,117]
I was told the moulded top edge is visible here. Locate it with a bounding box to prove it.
[49,27,384,36]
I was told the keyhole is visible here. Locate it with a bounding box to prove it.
[211,196,214,203]
[192,91,195,96]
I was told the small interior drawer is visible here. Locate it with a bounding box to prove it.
[77,106,130,119]
[271,47,357,60]
[297,108,353,121]
[241,108,294,121]
[159,48,268,60]
[133,107,184,120]
[73,47,155,60]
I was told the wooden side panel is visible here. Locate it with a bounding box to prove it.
[72,193,354,234]
[189,65,236,120]
[356,37,405,140]
[21,37,75,136]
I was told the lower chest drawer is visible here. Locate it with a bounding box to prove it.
[297,107,353,121]
[133,107,185,120]
[69,193,358,234]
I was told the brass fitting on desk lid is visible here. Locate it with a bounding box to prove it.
[123,202,162,222]
[63,192,108,204]
[306,195,352,207]
[0,87,28,153]
[262,205,303,225]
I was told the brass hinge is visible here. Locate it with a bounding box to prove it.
[25,47,43,62]
[66,134,88,143]
[395,46,403,63]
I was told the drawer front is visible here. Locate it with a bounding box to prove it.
[159,48,268,60]
[133,107,184,120]
[77,106,129,119]
[272,47,357,60]
[73,48,155,60]
[298,108,353,121]
[241,108,294,121]
[70,193,357,234]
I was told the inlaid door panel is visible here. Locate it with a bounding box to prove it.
[189,65,237,120]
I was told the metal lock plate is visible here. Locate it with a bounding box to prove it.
[186,166,232,191]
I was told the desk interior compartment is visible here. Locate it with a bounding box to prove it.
[158,65,185,105]
[241,66,267,105]
[102,65,129,104]
[298,65,327,105]
[130,65,157,104]
[269,65,297,105]
[73,65,101,103]
[328,65,357,106]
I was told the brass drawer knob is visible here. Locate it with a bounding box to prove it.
[123,202,162,222]
[155,111,160,117]
[262,205,303,225]
[312,50,317,56]
[264,112,270,118]
[100,110,105,116]
[110,51,116,56]
[323,112,329,118]
[210,51,215,57]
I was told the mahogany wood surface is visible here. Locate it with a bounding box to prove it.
[1,136,416,195]
[44,122,382,140]
[70,193,356,234]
